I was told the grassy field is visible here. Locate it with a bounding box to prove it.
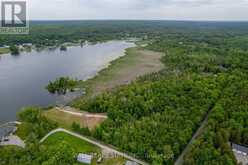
[71,47,164,108]
[0,47,10,54]
[43,109,84,129]
[43,108,106,130]
[42,131,125,165]
[42,132,99,153]
[16,122,32,140]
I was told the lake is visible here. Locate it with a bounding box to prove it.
[0,41,135,123]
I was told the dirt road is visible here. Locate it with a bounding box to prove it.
[40,128,149,165]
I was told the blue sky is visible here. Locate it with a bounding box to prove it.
[28,0,248,21]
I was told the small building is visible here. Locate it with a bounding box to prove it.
[231,143,248,155]
[231,143,248,165]
[77,153,92,164]
[0,45,10,48]
[125,160,138,165]
[22,43,32,47]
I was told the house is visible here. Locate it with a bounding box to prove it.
[231,143,248,155]
[22,43,32,47]
[0,45,10,48]
[231,143,248,165]
[125,160,138,165]
[77,153,92,164]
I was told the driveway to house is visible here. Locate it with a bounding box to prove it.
[0,135,25,148]
[55,107,107,119]
[40,128,149,165]
[0,121,24,148]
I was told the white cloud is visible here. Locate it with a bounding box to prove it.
[27,0,248,20]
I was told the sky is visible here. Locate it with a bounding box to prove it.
[28,0,248,21]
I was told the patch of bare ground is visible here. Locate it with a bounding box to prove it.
[43,107,107,130]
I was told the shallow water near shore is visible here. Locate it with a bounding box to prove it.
[0,41,135,123]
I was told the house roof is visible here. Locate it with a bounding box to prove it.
[77,153,92,164]
[231,143,248,154]
[125,160,138,165]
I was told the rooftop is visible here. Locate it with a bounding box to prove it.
[77,153,93,164]
[125,160,139,165]
[231,143,248,154]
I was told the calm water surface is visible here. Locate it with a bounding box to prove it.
[0,41,134,123]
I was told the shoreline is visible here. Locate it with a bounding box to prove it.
[0,39,138,56]
[0,40,136,124]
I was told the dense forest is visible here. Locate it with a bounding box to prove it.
[72,29,248,165]
[72,21,248,164]
[1,21,248,165]
[82,75,224,164]
[184,73,248,165]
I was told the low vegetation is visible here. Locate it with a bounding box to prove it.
[0,47,10,54]
[9,45,19,55]
[71,47,164,108]
[43,108,106,130]
[43,131,99,153]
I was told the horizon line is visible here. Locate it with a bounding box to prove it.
[29,19,248,22]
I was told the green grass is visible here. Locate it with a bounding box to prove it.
[16,123,32,140]
[0,47,10,54]
[42,132,126,165]
[43,109,74,130]
[42,132,100,154]
[97,157,126,165]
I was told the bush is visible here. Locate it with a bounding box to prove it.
[46,77,78,94]
[17,107,58,139]
[9,45,19,55]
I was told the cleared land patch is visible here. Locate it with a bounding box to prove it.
[43,107,107,129]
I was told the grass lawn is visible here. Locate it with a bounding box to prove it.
[43,109,83,129]
[42,131,126,165]
[43,108,106,130]
[16,122,32,140]
[0,47,10,54]
[42,131,99,153]
[99,157,126,165]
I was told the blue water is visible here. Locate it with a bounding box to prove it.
[0,41,135,123]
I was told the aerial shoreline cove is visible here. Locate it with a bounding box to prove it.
[0,40,135,123]
[1,20,248,165]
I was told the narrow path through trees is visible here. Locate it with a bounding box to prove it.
[174,89,225,165]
